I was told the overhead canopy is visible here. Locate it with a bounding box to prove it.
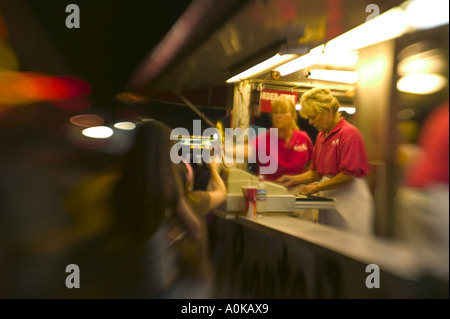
[125,0,404,98]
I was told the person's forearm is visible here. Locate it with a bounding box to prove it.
[295,169,321,185]
[299,172,355,195]
[207,162,228,210]
[210,166,226,192]
[317,173,354,191]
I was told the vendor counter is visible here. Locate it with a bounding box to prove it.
[208,211,448,299]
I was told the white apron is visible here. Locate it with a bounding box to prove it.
[318,176,374,236]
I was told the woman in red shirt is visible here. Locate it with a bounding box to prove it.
[249,96,313,181]
[277,88,374,235]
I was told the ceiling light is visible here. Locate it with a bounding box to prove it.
[226,53,297,83]
[308,69,358,84]
[338,107,356,114]
[114,121,136,130]
[402,0,449,30]
[82,126,114,139]
[274,54,319,77]
[318,51,359,68]
[397,73,448,94]
[397,49,447,76]
[324,7,409,55]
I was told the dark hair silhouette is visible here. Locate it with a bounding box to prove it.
[112,120,183,243]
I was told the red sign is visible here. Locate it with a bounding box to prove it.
[259,88,298,113]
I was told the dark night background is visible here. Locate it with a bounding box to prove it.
[32,1,191,105]
[2,0,212,125]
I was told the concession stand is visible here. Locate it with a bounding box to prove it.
[123,0,449,298]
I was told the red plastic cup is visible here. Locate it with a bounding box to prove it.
[242,186,257,217]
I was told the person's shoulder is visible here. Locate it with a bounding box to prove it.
[338,119,365,142]
[293,129,309,136]
[292,129,312,141]
[338,119,356,133]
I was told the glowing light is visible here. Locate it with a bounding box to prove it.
[317,51,359,68]
[397,49,447,76]
[275,52,321,77]
[338,107,356,114]
[308,69,358,84]
[0,72,91,107]
[402,0,449,30]
[227,53,297,82]
[114,121,136,130]
[397,73,447,94]
[0,72,35,104]
[82,126,114,139]
[324,7,408,54]
[358,55,388,87]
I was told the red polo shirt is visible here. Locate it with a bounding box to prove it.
[404,101,449,188]
[311,118,369,177]
[251,129,313,181]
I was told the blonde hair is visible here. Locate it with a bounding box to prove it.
[299,88,341,121]
[271,96,299,130]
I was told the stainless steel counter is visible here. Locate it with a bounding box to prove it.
[210,210,447,298]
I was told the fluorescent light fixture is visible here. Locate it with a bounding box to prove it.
[402,0,449,30]
[226,53,297,83]
[338,107,356,114]
[397,73,448,94]
[325,7,409,54]
[225,0,449,84]
[318,51,359,68]
[274,53,317,76]
[82,126,114,139]
[308,69,358,84]
[273,45,358,78]
[274,45,324,76]
[324,0,449,55]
